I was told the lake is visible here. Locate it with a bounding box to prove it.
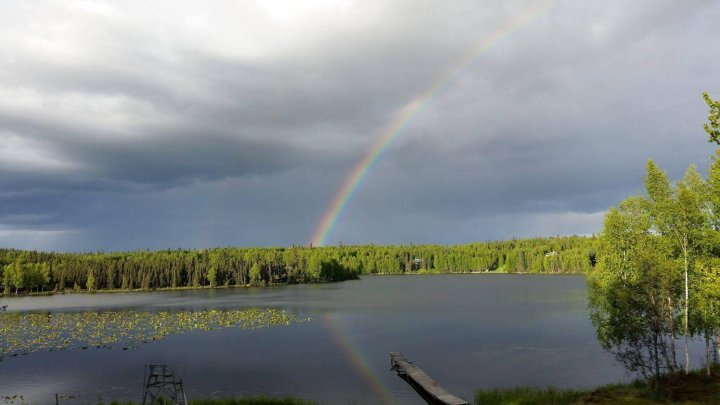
[0,274,626,404]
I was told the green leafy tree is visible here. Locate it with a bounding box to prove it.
[704,92,720,144]
[593,137,720,381]
[707,150,720,231]
[664,165,710,373]
[694,258,720,375]
[86,270,96,291]
[641,161,709,374]
[703,149,720,371]
[207,266,217,288]
[11,258,27,294]
[249,263,262,286]
[40,262,50,292]
[306,256,321,281]
[2,263,12,294]
[589,195,678,380]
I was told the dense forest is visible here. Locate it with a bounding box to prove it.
[0,236,597,294]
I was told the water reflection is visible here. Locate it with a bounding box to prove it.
[0,275,625,404]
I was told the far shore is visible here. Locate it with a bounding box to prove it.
[0,270,586,299]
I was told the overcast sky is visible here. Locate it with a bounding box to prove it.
[1,0,719,252]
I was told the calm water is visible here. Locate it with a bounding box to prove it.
[0,274,627,404]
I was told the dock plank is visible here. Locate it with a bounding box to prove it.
[390,352,469,405]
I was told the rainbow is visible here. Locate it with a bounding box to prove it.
[309,0,561,246]
[319,313,397,403]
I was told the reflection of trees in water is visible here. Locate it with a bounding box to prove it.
[0,308,299,357]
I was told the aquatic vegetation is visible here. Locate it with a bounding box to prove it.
[0,309,299,357]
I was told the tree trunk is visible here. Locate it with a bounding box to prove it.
[707,336,712,377]
[683,243,690,374]
[668,297,679,370]
[654,332,661,379]
[660,335,673,372]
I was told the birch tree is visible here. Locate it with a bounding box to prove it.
[670,165,710,373]
[589,195,678,379]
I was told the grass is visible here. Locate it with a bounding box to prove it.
[107,398,316,405]
[189,399,316,405]
[475,366,720,404]
[474,386,587,405]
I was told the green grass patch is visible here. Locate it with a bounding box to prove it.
[106,398,315,405]
[475,366,720,404]
[189,398,316,405]
[474,386,586,405]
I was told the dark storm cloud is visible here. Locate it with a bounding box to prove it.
[0,115,314,192]
[0,0,719,250]
[343,0,718,240]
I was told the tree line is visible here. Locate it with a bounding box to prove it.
[0,235,597,294]
[589,92,720,381]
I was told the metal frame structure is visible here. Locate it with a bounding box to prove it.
[142,364,188,405]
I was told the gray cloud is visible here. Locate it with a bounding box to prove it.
[0,0,718,251]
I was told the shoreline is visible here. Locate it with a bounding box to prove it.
[0,271,586,299]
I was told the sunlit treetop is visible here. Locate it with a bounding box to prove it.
[704,92,720,144]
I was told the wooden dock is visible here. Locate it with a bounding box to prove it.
[389,352,469,405]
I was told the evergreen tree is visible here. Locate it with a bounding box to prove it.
[86,270,96,291]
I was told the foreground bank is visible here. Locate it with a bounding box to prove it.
[95,366,719,404]
[475,366,720,404]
